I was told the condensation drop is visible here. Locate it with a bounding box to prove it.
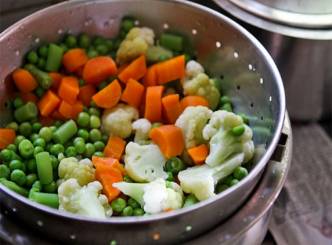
[185,225,192,232]
[57,29,63,35]
[12,208,17,212]
[163,23,169,29]
[248,64,253,70]
[34,38,40,44]
[216,41,221,48]
[192,29,197,35]
[269,96,272,102]
[70,234,76,240]
[233,51,239,58]
[37,220,43,226]
[15,50,20,56]
[260,78,264,84]
[134,20,140,26]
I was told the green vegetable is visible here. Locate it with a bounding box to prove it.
[133,208,144,216]
[231,125,245,136]
[38,45,49,58]
[14,102,38,123]
[221,103,232,112]
[9,159,25,171]
[93,151,104,157]
[39,127,53,142]
[6,122,19,131]
[111,197,127,213]
[229,179,239,186]
[89,129,102,142]
[18,139,34,159]
[121,206,133,216]
[84,143,95,157]
[183,194,199,208]
[27,159,37,173]
[216,183,228,193]
[53,120,78,144]
[0,165,10,179]
[89,107,101,117]
[74,140,86,154]
[45,43,64,72]
[33,146,44,155]
[165,157,185,175]
[90,115,101,129]
[233,166,248,180]
[13,97,24,108]
[79,34,91,48]
[93,141,105,151]
[239,113,250,125]
[26,173,37,187]
[0,149,12,162]
[25,64,52,89]
[121,17,135,32]
[6,144,17,152]
[97,81,108,91]
[65,35,77,48]
[0,178,29,196]
[128,197,140,209]
[33,138,46,148]
[160,33,183,52]
[14,136,25,146]
[10,169,26,186]
[26,51,39,64]
[65,146,77,157]
[220,96,231,105]
[146,46,173,63]
[19,122,32,137]
[35,152,53,185]
[123,175,133,183]
[37,58,46,69]
[32,122,42,133]
[78,129,89,141]
[35,87,45,97]
[77,112,90,128]
[50,144,65,155]
[43,181,57,193]
[29,181,59,208]
[96,44,108,55]
[166,171,174,181]
[87,49,98,58]
[50,155,59,169]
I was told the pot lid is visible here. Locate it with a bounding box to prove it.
[227,0,332,28]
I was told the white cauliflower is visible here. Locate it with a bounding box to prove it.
[186,60,204,78]
[113,178,183,214]
[58,157,95,186]
[101,103,139,139]
[175,106,212,148]
[178,153,244,201]
[116,27,155,64]
[124,142,167,182]
[132,118,152,144]
[58,179,112,219]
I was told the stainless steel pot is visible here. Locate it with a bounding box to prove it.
[213,0,332,121]
[0,0,285,244]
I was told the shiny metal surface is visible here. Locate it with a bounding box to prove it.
[0,0,285,244]
[228,0,332,29]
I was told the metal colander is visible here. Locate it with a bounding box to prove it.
[0,0,285,244]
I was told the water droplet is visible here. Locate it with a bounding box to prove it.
[163,23,169,29]
[185,225,192,232]
[269,96,272,102]
[34,38,40,44]
[12,208,17,212]
[248,64,253,70]
[260,78,264,84]
[134,20,140,26]
[233,51,239,58]
[57,29,63,35]
[37,220,43,226]
[70,234,76,240]
[152,232,160,240]
[216,41,221,48]
[15,50,20,56]
[192,29,197,35]
[110,240,117,245]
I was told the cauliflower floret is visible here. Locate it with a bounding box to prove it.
[178,153,244,201]
[58,179,112,219]
[58,157,95,186]
[202,110,254,166]
[175,106,212,148]
[186,60,205,78]
[113,178,183,214]
[101,103,139,139]
[116,27,155,64]
[183,73,221,110]
[124,142,167,182]
[132,118,152,144]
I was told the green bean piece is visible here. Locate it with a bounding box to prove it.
[233,166,248,180]
[183,194,199,208]
[65,146,77,157]
[45,43,64,72]
[216,183,229,193]
[160,33,183,52]
[50,126,57,132]
[133,208,144,216]
[89,129,102,142]
[0,178,29,196]
[29,191,59,208]
[221,103,232,112]
[27,159,37,173]
[90,115,101,129]
[37,58,46,69]
[94,141,105,151]
[84,143,95,157]
[32,122,42,133]
[6,122,19,131]
[26,173,37,187]
[78,129,89,141]
[165,157,185,174]
[14,102,38,123]
[25,64,52,89]
[19,122,32,137]
[0,149,12,162]
[50,144,65,156]
[65,35,77,48]
[121,206,133,216]
[220,96,231,105]
[79,33,91,48]
[231,125,245,136]
[111,197,127,213]
[77,112,90,128]
[38,45,49,58]
[53,120,78,144]
[128,198,140,209]
[9,160,25,171]
[10,169,26,186]
[26,51,39,64]
[35,152,53,185]
[6,144,17,152]
[18,139,34,159]
[43,181,57,193]
[13,97,24,109]
[0,165,10,179]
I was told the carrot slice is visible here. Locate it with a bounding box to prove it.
[180,95,209,112]
[92,156,125,175]
[83,56,117,85]
[103,136,126,160]
[187,144,209,165]
[162,94,181,124]
[155,55,185,84]
[78,84,96,107]
[149,125,184,158]
[92,79,122,109]
[38,90,61,117]
[58,100,83,119]
[62,48,88,72]
[121,78,145,108]
[144,86,164,123]
[118,55,147,83]
[49,72,63,90]
[58,76,79,105]
[0,129,16,149]
[143,65,158,87]
[20,92,38,104]
[12,68,38,93]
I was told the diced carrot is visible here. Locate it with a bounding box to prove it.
[144,86,164,122]
[58,76,79,104]
[118,55,147,83]
[161,94,181,124]
[58,100,83,119]
[0,128,16,149]
[187,144,209,165]
[38,90,61,117]
[149,125,184,158]
[155,55,185,84]
[49,72,63,90]
[92,156,125,175]
[20,92,38,103]
[83,56,117,84]
[92,79,122,109]
[62,48,88,72]
[12,68,38,93]
[143,64,158,87]
[97,171,123,202]
[103,136,126,160]
[78,84,96,107]
[180,95,209,112]
[121,78,145,108]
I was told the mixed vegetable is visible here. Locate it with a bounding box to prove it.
[0,17,254,218]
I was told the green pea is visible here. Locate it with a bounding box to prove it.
[0,165,10,179]
[26,51,39,64]
[111,197,127,213]
[121,206,133,216]
[7,144,17,152]
[38,45,49,58]
[123,175,133,183]
[128,198,140,209]
[10,169,26,186]
[93,36,106,46]
[18,139,34,158]
[45,143,53,152]
[79,33,90,48]
[77,112,90,128]
[84,143,95,157]
[88,107,101,117]
[14,135,25,146]
[37,58,46,69]
[222,176,234,186]
[65,146,77,157]
[13,97,24,109]
[6,122,19,131]
[27,159,37,173]
[221,103,232,112]
[166,171,174,181]
[32,122,42,133]
[35,87,45,98]
[231,125,245,137]
[50,155,59,170]
[90,115,101,129]
[26,173,37,187]
[74,140,85,154]
[78,129,89,141]
[230,179,239,186]
[50,144,65,156]
[165,157,185,174]
[0,149,13,162]
[43,181,57,193]
[9,160,24,171]
[96,44,108,55]
[87,49,98,58]
[93,151,104,157]
[233,166,248,180]
[216,183,229,193]
[74,137,85,144]
[65,35,77,48]
[30,133,40,142]
[183,194,199,208]
[33,138,46,148]
[133,208,144,216]
[102,135,109,143]
[39,127,53,142]
[19,122,32,137]
[220,96,231,105]
[121,18,135,32]
[94,141,105,151]
[34,146,44,156]
[89,129,102,142]
[105,40,114,50]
